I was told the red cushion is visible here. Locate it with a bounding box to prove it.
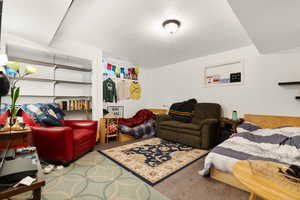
[73,129,95,146]
[22,112,40,127]
[0,111,8,124]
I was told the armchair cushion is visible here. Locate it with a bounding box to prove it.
[64,120,97,130]
[160,121,201,130]
[73,129,96,146]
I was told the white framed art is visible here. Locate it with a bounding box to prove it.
[204,60,244,87]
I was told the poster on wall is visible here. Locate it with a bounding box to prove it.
[107,106,124,118]
[204,60,244,87]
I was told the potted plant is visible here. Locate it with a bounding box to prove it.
[4,62,37,128]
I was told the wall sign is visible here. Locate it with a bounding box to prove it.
[204,60,244,87]
[107,106,124,118]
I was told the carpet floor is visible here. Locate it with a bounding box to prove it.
[10,151,168,200]
[96,139,250,200]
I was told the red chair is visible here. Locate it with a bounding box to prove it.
[22,112,97,164]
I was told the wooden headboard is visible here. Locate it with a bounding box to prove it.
[244,114,300,128]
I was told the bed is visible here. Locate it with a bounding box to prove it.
[199,114,300,191]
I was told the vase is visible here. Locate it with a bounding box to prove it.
[232,110,238,121]
[3,117,21,131]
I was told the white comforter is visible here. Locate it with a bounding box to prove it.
[199,127,300,175]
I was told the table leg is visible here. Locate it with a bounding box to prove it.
[248,192,256,200]
[33,188,41,200]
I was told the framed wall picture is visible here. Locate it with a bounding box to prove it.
[204,60,244,87]
[107,106,124,118]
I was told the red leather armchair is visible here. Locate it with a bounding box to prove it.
[22,112,98,164]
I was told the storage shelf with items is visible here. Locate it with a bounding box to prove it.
[55,98,92,112]
[99,118,119,144]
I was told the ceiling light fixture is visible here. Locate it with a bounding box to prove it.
[162,19,181,35]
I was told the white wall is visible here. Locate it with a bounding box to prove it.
[151,45,300,118]
[103,57,153,118]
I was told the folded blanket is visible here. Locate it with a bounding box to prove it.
[119,119,156,139]
[119,109,155,127]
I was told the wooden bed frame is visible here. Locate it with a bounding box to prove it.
[210,114,300,192]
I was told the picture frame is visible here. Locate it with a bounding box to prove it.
[204,60,244,87]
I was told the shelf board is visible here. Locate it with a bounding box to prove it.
[55,64,92,72]
[12,77,91,85]
[8,56,54,67]
[4,95,92,98]
[54,96,92,99]
[55,80,92,85]
[63,110,92,112]
[278,81,300,86]
[22,77,54,82]
[8,56,92,72]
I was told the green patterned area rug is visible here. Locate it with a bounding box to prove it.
[100,138,208,186]
[10,151,169,200]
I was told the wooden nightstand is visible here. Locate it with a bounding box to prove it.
[220,118,243,134]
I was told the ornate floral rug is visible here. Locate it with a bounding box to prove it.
[99,138,208,186]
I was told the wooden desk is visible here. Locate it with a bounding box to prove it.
[0,128,32,149]
[233,160,300,200]
[0,151,45,200]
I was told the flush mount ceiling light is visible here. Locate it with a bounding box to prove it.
[162,19,181,35]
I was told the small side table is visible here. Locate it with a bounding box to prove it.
[0,128,32,149]
[220,118,243,134]
[233,160,300,200]
[99,118,119,144]
[0,151,45,200]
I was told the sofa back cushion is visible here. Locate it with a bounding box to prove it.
[192,103,221,124]
[169,98,197,123]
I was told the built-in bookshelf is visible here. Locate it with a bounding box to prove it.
[2,44,93,117]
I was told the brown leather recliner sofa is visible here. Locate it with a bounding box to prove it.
[156,103,221,149]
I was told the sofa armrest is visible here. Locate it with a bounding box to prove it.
[31,126,74,163]
[155,114,171,137]
[64,120,98,130]
[199,119,220,149]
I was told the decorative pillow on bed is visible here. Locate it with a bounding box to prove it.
[236,121,262,133]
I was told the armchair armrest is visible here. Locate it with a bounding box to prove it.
[64,120,98,130]
[31,126,74,163]
[199,118,220,149]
